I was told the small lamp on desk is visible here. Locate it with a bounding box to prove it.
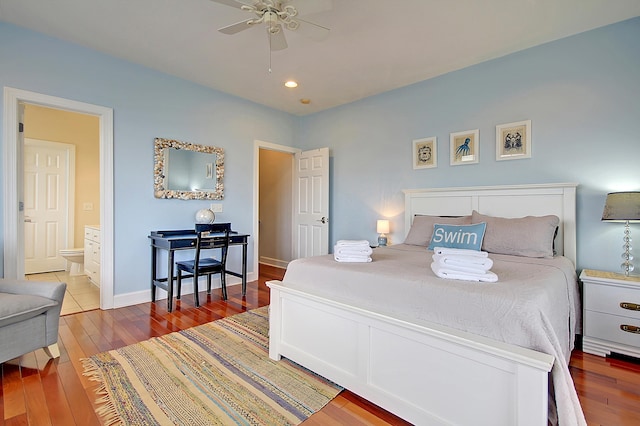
[377,219,390,247]
[195,208,216,224]
[602,191,640,276]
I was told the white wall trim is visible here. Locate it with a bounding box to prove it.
[2,87,115,309]
[112,275,257,308]
[259,257,290,269]
[253,140,299,278]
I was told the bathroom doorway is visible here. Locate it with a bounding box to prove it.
[3,87,115,310]
[23,103,100,274]
[22,105,101,314]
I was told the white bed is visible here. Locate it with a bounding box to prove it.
[267,183,584,425]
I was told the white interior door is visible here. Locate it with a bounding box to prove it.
[294,148,329,258]
[23,139,75,274]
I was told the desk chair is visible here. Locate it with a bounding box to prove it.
[176,225,230,307]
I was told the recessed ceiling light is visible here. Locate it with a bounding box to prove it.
[300,98,311,104]
[284,80,298,88]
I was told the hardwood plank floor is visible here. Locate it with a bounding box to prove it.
[2,264,639,425]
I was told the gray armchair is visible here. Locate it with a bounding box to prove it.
[0,279,66,364]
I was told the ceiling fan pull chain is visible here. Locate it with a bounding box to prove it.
[268,28,272,73]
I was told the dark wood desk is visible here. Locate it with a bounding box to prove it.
[149,225,249,311]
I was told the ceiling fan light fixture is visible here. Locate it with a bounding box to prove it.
[264,10,279,26]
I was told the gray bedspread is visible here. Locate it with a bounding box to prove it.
[282,244,585,426]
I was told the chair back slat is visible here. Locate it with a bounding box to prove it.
[194,229,230,269]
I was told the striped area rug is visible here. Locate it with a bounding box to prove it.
[82,306,342,425]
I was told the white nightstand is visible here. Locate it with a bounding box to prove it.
[581,269,640,358]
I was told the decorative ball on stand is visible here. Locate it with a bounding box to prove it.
[195,208,216,224]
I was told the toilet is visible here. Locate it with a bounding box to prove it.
[60,248,85,276]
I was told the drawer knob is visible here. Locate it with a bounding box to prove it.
[620,302,640,311]
[620,324,640,334]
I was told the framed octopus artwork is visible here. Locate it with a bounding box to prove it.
[412,137,437,169]
[496,120,532,161]
[449,129,479,166]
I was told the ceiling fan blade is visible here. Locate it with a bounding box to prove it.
[294,18,330,41]
[285,0,332,16]
[209,0,256,9]
[218,18,255,34]
[269,26,288,51]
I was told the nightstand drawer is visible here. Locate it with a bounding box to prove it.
[584,310,640,348]
[584,282,640,320]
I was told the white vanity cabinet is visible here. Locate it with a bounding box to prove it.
[84,225,101,286]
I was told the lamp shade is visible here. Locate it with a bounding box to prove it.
[601,192,640,222]
[376,219,390,234]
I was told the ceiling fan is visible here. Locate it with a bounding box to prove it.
[210,0,332,51]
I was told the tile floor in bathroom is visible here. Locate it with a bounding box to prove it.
[25,270,100,316]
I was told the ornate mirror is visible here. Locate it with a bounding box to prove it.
[154,138,224,200]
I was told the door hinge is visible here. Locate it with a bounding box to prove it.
[19,122,24,133]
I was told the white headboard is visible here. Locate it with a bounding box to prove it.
[402,183,578,265]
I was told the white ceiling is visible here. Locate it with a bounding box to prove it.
[1,0,638,115]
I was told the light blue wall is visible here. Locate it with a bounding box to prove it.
[1,18,638,294]
[0,22,295,293]
[297,17,640,272]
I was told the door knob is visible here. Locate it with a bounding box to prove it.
[317,217,328,224]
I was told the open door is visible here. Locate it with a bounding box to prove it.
[23,139,75,274]
[293,148,329,258]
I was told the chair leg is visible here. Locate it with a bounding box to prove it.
[193,272,200,307]
[168,274,175,312]
[176,272,182,300]
[43,343,60,359]
[221,272,227,300]
[207,274,212,294]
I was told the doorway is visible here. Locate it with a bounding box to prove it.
[259,148,294,269]
[3,87,114,309]
[253,141,298,276]
[253,141,330,277]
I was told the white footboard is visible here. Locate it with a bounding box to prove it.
[268,280,554,426]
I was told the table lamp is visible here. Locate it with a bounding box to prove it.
[195,208,215,224]
[602,191,640,276]
[377,219,390,246]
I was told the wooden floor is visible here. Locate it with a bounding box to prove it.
[1,264,640,425]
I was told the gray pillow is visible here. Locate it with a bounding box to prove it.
[471,210,559,258]
[404,215,471,247]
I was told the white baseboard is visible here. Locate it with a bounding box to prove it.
[259,256,289,269]
[112,272,257,309]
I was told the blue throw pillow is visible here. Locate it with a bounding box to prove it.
[428,222,487,251]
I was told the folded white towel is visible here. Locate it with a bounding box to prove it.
[334,255,372,263]
[432,254,493,272]
[432,257,491,275]
[335,246,373,256]
[335,240,371,248]
[430,262,498,282]
[433,247,488,258]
